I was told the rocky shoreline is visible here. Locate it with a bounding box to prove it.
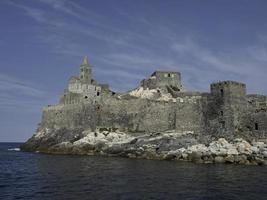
[21,129,267,166]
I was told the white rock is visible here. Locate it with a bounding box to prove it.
[262,151,267,158]
[227,148,239,155]
[251,146,259,154]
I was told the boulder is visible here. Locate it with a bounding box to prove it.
[227,148,239,155]
[214,156,225,163]
[225,155,235,163]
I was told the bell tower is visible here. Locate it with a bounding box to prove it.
[80,56,92,84]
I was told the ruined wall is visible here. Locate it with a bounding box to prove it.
[141,71,182,91]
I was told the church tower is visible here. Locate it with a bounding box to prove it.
[80,56,92,84]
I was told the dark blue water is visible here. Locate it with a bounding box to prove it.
[1,143,267,200]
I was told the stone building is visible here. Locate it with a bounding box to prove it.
[59,57,111,105]
[42,56,267,141]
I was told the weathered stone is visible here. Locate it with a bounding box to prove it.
[225,155,235,163]
[188,151,202,162]
[227,148,239,155]
[214,156,225,163]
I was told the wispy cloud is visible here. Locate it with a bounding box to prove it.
[0,73,49,112]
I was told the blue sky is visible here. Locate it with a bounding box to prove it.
[0,0,267,142]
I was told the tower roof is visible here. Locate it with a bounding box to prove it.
[81,56,89,65]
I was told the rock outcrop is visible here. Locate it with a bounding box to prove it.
[21,128,267,165]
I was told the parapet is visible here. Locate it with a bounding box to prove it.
[210,80,246,88]
[210,80,247,99]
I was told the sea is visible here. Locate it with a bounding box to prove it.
[0,142,267,200]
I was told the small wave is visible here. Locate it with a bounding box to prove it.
[8,148,20,151]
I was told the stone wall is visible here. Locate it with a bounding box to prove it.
[41,94,206,136]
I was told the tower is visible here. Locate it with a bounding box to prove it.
[209,81,247,137]
[80,56,92,84]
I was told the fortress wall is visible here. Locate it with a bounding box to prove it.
[99,96,206,134]
[41,103,97,130]
[99,98,177,133]
[175,99,205,134]
[247,94,267,110]
[40,95,206,135]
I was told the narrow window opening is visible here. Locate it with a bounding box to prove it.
[97,91,100,96]
[220,89,224,97]
[255,123,259,130]
[220,111,223,116]
[168,73,171,77]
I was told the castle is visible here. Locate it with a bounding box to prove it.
[42,56,267,141]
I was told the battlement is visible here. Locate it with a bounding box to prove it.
[210,80,246,98]
[210,81,246,88]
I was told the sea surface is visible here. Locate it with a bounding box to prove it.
[0,142,267,200]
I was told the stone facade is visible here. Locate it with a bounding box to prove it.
[41,57,267,141]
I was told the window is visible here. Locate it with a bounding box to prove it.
[168,73,171,77]
[97,91,100,96]
[255,123,259,130]
[220,111,223,116]
[220,89,224,97]
[84,96,88,99]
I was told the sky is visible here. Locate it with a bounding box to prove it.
[0,0,267,142]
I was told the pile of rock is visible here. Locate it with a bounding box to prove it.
[164,138,267,165]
